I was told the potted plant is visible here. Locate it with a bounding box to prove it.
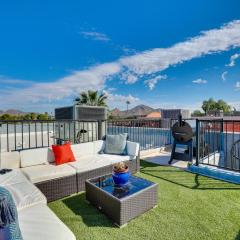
[112,162,130,185]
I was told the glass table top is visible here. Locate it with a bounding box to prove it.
[91,175,155,199]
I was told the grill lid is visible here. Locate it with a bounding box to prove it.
[172,115,193,143]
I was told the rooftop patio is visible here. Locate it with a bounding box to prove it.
[1,118,240,240]
[1,3,240,238]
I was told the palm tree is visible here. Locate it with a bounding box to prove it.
[126,100,130,114]
[74,90,107,106]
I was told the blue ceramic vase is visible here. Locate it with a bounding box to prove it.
[112,167,130,185]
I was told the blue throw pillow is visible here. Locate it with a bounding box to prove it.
[0,187,23,240]
[104,133,128,155]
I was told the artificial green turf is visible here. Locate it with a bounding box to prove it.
[49,161,240,240]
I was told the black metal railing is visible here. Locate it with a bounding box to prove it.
[0,118,172,152]
[196,119,240,171]
[0,120,101,152]
[107,119,172,150]
[2,117,240,172]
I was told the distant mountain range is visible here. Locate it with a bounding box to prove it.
[111,104,160,117]
[0,109,28,115]
[0,105,161,117]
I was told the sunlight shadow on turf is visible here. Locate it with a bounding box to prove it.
[235,230,240,240]
[62,193,114,228]
[192,175,200,189]
[140,160,240,190]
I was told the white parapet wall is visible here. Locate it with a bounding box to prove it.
[200,152,222,166]
[0,131,55,152]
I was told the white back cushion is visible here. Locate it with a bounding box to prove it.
[127,141,140,157]
[71,142,94,159]
[0,170,47,210]
[93,140,105,154]
[20,147,54,168]
[0,151,20,169]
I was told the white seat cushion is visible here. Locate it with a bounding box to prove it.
[0,169,46,210]
[98,154,134,164]
[19,203,76,240]
[21,163,76,184]
[71,142,94,159]
[68,155,112,173]
[69,154,133,173]
[20,147,54,167]
[0,151,20,169]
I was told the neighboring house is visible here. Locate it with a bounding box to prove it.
[137,109,191,121]
[207,110,224,117]
[137,111,164,127]
[145,111,161,119]
[160,109,190,119]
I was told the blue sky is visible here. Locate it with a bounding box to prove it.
[0,0,240,113]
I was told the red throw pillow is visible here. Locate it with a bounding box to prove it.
[52,143,76,165]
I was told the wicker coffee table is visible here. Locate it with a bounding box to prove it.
[85,174,158,227]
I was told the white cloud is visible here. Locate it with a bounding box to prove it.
[80,31,110,41]
[119,20,240,78]
[235,81,240,90]
[121,72,138,84]
[144,75,167,90]
[140,100,202,111]
[192,78,207,84]
[102,90,139,108]
[0,76,35,85]
[105,92,139,103]
[1,20,240,109]
[0,63,121,105]
[106,87,117,92]
[221,71,228,81]
[229,101,240,110]
[226,53,240,67]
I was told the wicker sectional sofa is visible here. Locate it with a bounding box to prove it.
[1,140,140,202]
[0,140,140,239]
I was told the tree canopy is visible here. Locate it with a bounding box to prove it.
[191,110,204,117]
[0,112,51,121]
[201,98,231,114]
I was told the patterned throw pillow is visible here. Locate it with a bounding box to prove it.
[0,187,23,240]
[104,133,128,155]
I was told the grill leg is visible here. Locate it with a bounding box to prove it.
[169,140,176,164]
[169,139,193,164]
[189,141,193,163]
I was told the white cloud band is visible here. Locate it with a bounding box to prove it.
[1,20,240,109]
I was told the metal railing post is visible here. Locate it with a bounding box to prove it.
[98,120,106,140]
[0,123,2,166]
[169,119,172,144]
[196,119,200,166]
[220,118,224,152]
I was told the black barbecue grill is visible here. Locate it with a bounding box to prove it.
[169,115,193,164]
